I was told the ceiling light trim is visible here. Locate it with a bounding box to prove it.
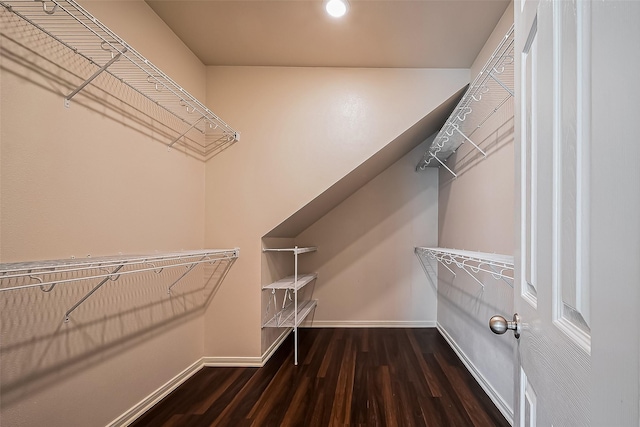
[325,0,349,18]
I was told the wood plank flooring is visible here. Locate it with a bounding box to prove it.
[131,328,510,427]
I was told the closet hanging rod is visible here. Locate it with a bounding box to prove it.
[0,0,240,154]
[0,249,240,293]
[416,25,514,174]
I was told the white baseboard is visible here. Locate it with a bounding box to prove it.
[203,327,293,367]
[109,329,293,425]
[107,358,204,427]
[305,320,436,328]
[260,327,293,364]
[201,356,263,367]
[436,323,514,425]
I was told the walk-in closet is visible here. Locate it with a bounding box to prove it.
[2,0,640,426]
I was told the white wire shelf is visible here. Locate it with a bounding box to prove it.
[262,244,317,364]
[416,25,514,177]
[415,247,514,289]
[0,248,240,322]
[0,0,239,159]
[263,299,317,328]
[0,249,240,292]
[262,273,317,291]
[262,247,317,255]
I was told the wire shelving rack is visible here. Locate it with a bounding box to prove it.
[1,0,239,159]
[415,247,514,289]
[0,248,240,321]
[416,25,514,177]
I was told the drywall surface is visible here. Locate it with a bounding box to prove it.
[265,88,464,238]
[435,1,516,420]
[295,139,438,326]
[0,1,209,425]
[203,66,469,357]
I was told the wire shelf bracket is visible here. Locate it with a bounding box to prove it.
[414,247,514,289]
[416,25,514,175]
[0,249,240,322]
[64,48,125,108]
[1,0,240,158]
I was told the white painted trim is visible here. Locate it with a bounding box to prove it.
[306,320,436,328]
[437,323,514,425]
[202,356,263,367]
[203,328,293,367]
[261,327,293,364]
[107,358,204,427]
[108,329,293,425]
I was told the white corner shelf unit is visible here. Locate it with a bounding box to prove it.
[262,246,318,365]
[0,248,239,322]
[0,0,239,159]
[416,25,514,177]
[415,247,513,289]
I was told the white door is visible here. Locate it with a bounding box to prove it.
[512,0,640,425]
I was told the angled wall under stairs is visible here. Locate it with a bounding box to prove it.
[203,66,470,358]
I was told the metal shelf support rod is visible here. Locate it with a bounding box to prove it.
[488,71,514,97]
[458,263,485,290]
[64,264,124,322]
[64,49,125,107]
[294,246,299,365]
[430,153,457,178]
[167,255,207,294]
[453,126,486,157]
[168,116,205,149]
[433,256,457,277]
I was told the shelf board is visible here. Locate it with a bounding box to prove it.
[262,273,317,291]
[262,247,317,255]
[263,300,317,328]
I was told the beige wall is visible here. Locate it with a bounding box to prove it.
[203,66,469,358]
[81,1,207,100]
[1,1,484,424]
[0,2,210,425]
[435,2,516,419]
[295,138,439,327]
[438,0,515,254]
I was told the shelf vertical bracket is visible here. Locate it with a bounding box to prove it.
[64,49,126,108]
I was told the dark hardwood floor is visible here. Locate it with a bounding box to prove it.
[131,328,510,427]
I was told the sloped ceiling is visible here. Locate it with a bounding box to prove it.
[141,1,507,236]
[265,85,466,237]
[145,0,510,68]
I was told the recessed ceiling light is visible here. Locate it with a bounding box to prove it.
[325,0,349,18]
